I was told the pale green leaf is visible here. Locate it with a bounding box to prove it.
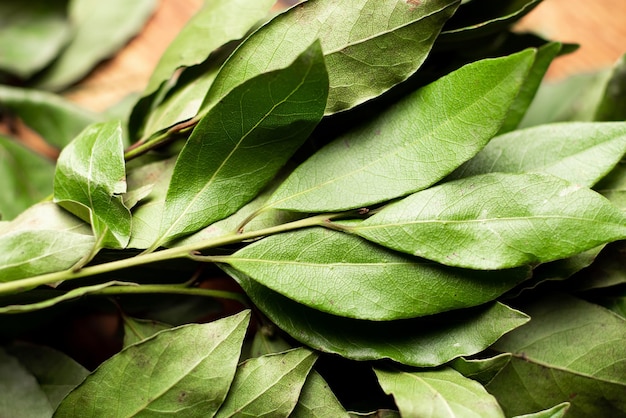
[250,325,291,358]
[594,53,626,122]
[203,0,459,115]
[0,134,54,220]
[0,202,91,237]
[451,122,626,187]
[513,403,571,418]
[488,294,626,417]
[596,162,626,210]
[352,173,626,269]
[54,121,131,249]
[268,51,534,212]
[215,347,317,418]
[228,227,529,320]
[55,311,250,417]
[35,0,157,90]
[0,0,70,78]
[153,41,328,247]
[0,348,53,418]
[122,315,172,348]
[229,269,529,367]
[449,354,512,386]
[374,366,505,418]
[292,371,349,418]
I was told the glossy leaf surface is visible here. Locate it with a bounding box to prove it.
[230,269,529,367]
[204,0,459,115]
[214,348,317,418]
[268,51,534,212]
[154,41,328,246]
[228,227,529,320]
[292,371,349,418]
[353,173,626,269]
[54,121,131,249]
[56,311,250,417]
[452,122,626,187]
[374,366,505,418]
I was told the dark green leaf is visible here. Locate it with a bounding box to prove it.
[352,173,626,269]
[54,121,131,249]
[292,371,349,418]
[567,242,626,291]
[203,0,459,115]
[152,41,328,247]
[268,51,534,212]
[451,122,626,187]
[449,353,512,386]
[594,53,626,122]
[229,268,529,367]
[215,348,317,418]
[250,325,291,358]
[122,315,172,348]
[488,294,626,417]
[228,227,529,320]
[596,162,626,210]
[374,366,505,418]
[0,134,54,220]
[513,403,571,418]
[55,311,250,417]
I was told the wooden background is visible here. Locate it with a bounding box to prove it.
[64,0,626,111]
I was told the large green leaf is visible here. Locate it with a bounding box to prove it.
[55,311,250,417]
[203,0,459,115]
[0,134,54,220]
[292,371,349,418]
[594,53,626,122]
[487,294,626,417]
[34,0,157,90]
[451,122,626,187]
[54,121,131,249]
[229,269,529,367]
[227,227,529,320]
[352,172,626,269]
[214,348,317,418]
[152,41,328,247]
[0,0,70,78]
[374,366,505,418]
[0,85,99,149]
[267,51,534,212]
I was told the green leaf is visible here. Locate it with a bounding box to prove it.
[567,242,626,291]
[203,0,459,116]
[34,0,157,90]
[55,311,250,417]
[7,343,89,410]
[250,325,292,358]
[513,403,571,418]
[227,227,529,320]
[451,122,626,187]
[0,348,54,418]
[215,347,317,418]
[0,0,70,78]
[0,85,99,149]
[449,354,512,386]
[594,53,626,122]
[153,41,328,247]
[229,269,529,367]
[122,315,172,348]
[0,134,54,220]
[487,294,626,417]
[374,366,505,418]
[596,162,626,210]
[54,121,131,249]
[292,371,349,418]
[0,202,91,237]
[268,51,534,212]
[349,411,400,418]
[352,172,626,269]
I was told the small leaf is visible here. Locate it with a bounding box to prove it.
[374,366,505,418]
[228,268,529,367]
[488,294,626,417]
[352,173,626,269]
[594,53,626,122]
[228,227,530,320]
[215,348,317,418]
[55,311,250,417]
[203,0,459,115]
[250,326,292,358]
[34,0,157,90]
[122,315,172,348]
[0,134,54,220]
[54,121,131,249]
[0,348,54,417]
[451,122,626,187]
[292,371,349,418]
[268,51,534,212]
[449,353,512,386]
[153,41,328,246]
[513,403,571,418]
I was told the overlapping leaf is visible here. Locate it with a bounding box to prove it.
[122,315,172,348]
[352,172,626,269]
[56,311,250,417]
[292,371,349,418]
[227,227,529,320]
[151,41,328,247]
[449,354,512,386]
[267,51,534,212]
[513,403,570,418]
[203,0,459,115]
[594,53,626,122]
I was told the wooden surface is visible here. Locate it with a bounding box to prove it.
[65,0,626,111]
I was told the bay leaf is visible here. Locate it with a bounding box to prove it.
[594,53,626,122]
[122,315,172,348]
[449,353,512,386]
[292,370,349,418]
[513,403,570,418]
[596,162,626,210]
